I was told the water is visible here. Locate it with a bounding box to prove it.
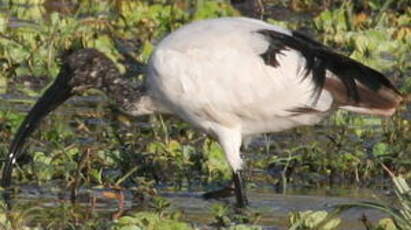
[7,184,388,229]
[169,191,387,229]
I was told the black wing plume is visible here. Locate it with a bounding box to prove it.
[258,29,401,104]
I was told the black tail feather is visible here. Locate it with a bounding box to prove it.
[258,29,401,104]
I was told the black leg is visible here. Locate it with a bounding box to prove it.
[233,170,248,208]
[202,170,249,208]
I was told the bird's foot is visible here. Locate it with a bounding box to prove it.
[202,184,235,200]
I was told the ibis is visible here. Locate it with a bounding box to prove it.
[2,17,404,208]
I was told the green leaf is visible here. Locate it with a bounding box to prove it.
[377,218,398,230]
[373,143,388,157]
[193,1,238,20]
[289,210,341,230]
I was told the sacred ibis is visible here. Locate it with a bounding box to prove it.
[2,17,404,208]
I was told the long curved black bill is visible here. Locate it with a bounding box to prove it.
[2,74,73,188]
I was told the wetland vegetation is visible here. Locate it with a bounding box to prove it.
[0,0,410,229]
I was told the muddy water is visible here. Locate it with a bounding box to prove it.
[168,191,386,229]
[9,183,387,229]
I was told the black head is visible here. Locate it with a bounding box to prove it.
[2,48,120,188]
[58,48,121,94]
